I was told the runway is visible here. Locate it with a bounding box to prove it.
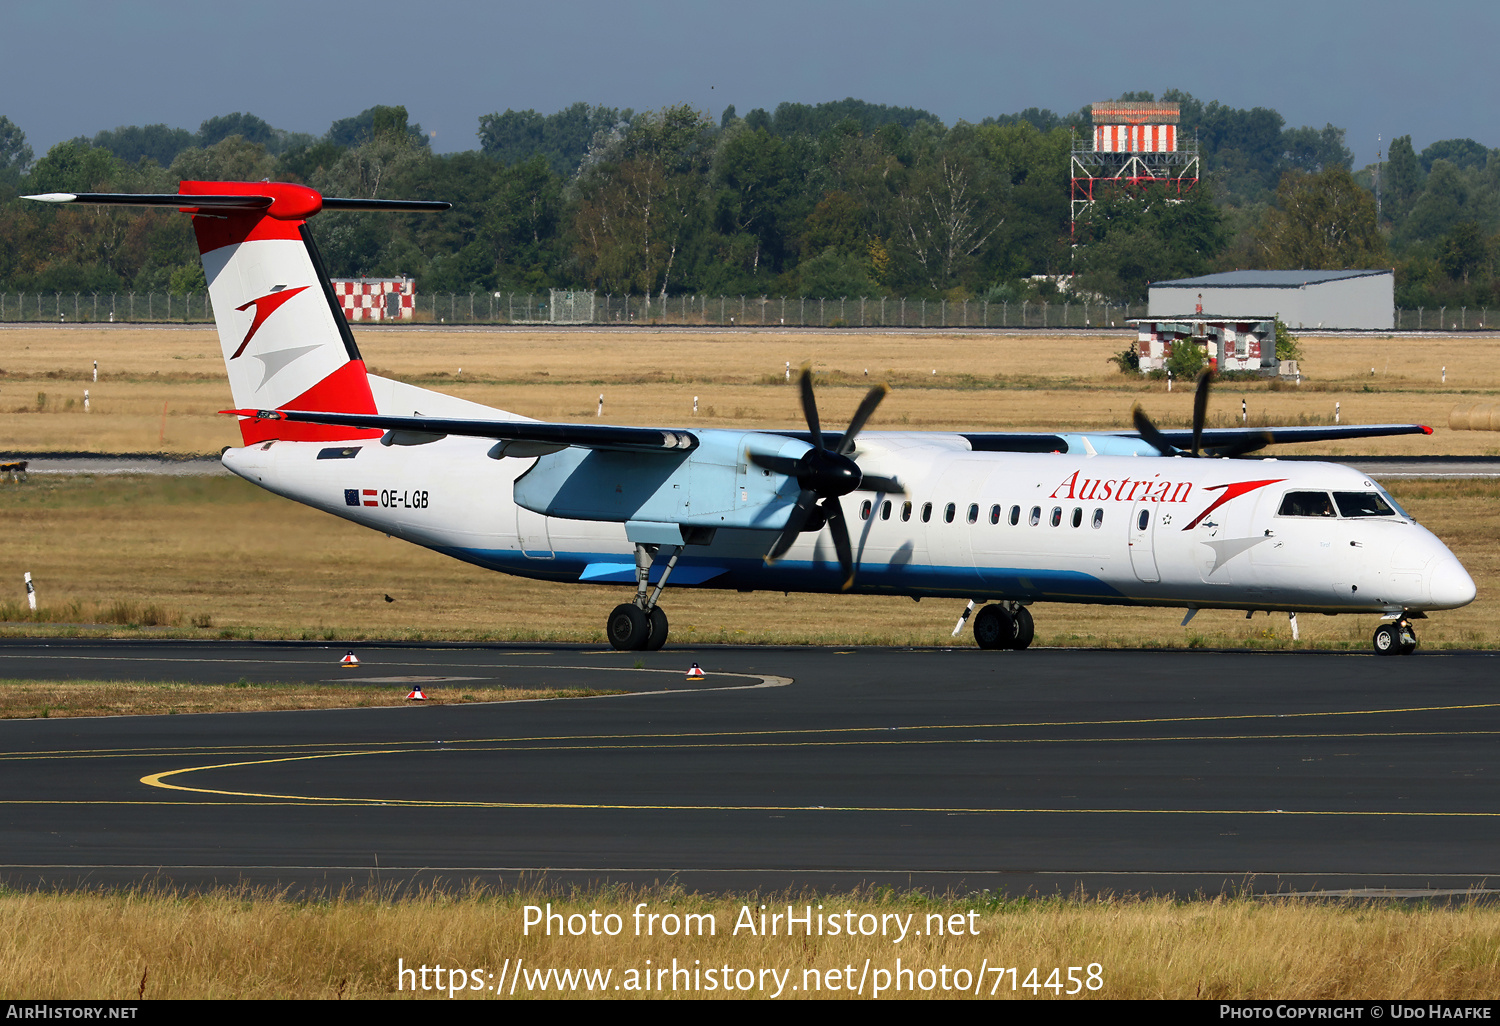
[1,640,1498,898]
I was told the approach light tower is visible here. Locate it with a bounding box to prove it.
[1071,101,1200,244]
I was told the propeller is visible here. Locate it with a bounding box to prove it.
[750,366,903,589]
[1132,370,1271,459]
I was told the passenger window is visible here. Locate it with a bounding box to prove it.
[967,503,979,524]
[1028,506,1041,526]
[1050,506,1062,527]
[921,502,932,523]
[944,502,956,524]
[1137,509,1150,531]
[1278,491,1337,517]
[902,501,912,522]
[989,504,1001,525]
[881,500,892,521]
[1071,507,1082,528]
[860,499,872,520]
[1333,492,1398,518]
[1009,505,1021,526]
[1092,508,1104,529]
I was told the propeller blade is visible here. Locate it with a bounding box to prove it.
[823,498,856,590]
[764,488,818,564]
[836,383,889,455]
[797,366,824,452]
[747,452,802,477]
[1191,370,1212,457]
[857,474,905,494]
[1132,404,1181,457]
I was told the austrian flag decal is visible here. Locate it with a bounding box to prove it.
[344,489,379,507]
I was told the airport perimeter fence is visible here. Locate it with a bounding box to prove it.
[0,290,1494,331]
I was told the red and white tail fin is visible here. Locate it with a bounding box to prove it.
[185,181,379,444]
[24,182,450,445]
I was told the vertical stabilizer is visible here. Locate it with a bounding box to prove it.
[182,181,381,444]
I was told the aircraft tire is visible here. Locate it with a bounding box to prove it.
[1011,606,1035,650]
[607,603,650,651]
[646,606,669,651]
[973,605,1014,650]
[1372,623,1400,656]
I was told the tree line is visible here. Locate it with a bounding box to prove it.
[0,96,1494,309]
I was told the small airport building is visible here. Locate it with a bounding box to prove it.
[1129,317,1280,375]
[1147,269,1394,330]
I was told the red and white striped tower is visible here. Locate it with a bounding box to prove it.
[1071,101,1199,243]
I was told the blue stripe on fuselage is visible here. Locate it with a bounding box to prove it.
[435,546,1125,601]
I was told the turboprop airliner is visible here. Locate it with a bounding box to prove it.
[28,182,1476,655]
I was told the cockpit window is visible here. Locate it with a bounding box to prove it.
[1278,491,1337,517]
[1376,486,1413,521]
[1333,491,1399,518]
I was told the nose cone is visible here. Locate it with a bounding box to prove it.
[1429,557,1477,610]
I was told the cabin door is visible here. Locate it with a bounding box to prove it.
[1128,501,1160,583]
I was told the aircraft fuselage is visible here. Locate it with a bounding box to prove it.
[222,430,1474,617]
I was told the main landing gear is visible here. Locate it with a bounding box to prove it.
[607,542,682,651]
[972,603,1035,651]
[1373,618,1418,656]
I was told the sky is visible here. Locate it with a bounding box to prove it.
[4,0,1495,168]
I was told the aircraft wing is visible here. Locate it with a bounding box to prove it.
[961,423,1432,456]
[1137,423,1432,451]
[224,409,697,455]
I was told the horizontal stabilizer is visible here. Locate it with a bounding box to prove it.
[25,192,450,215]
[222,409,699,454]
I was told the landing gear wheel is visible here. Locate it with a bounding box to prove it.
[973,605,1015,650]
[607,603,650,651]
[1372,623,1400,656]
[1011,606,1035,650]
[645,606,669,651]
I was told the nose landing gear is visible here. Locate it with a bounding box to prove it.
[1373,618,1418,656]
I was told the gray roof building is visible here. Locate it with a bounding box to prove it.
[1148,269,1393,330]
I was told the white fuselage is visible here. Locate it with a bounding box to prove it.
[222,430,1475,616]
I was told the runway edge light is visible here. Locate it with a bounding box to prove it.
[406,687,427,701]
[340,651,359,667]
[686,663,705,680]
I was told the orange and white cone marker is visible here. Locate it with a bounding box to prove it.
[686,663,705,680]
[406,687,427,701]
[340,651,359,667]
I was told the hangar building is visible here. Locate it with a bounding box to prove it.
[1147,269,1394,330]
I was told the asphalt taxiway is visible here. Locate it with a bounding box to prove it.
[1,640,1497,898]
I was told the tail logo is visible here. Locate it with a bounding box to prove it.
[231,285,312,358]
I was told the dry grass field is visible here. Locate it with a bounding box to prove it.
[4,887,1499,999]
[3,324,1500,454]
[0,679,619,719]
